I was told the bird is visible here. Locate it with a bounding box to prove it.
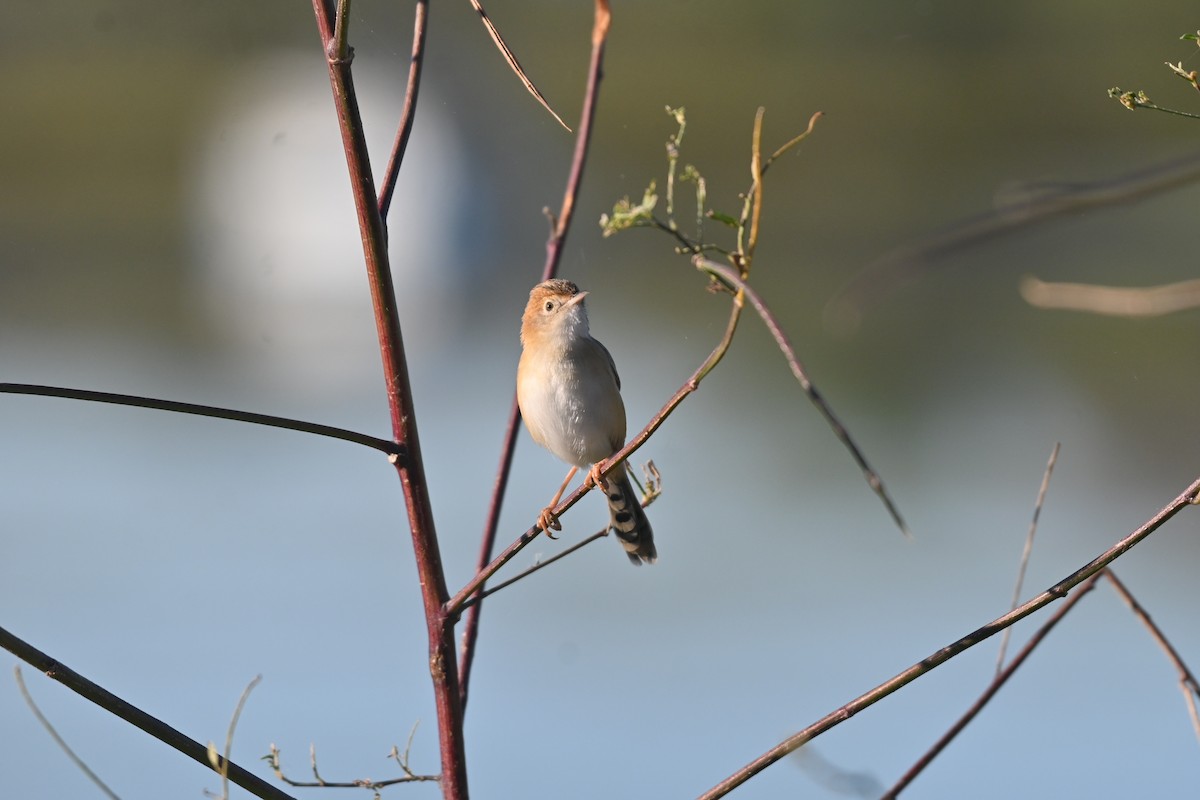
[516,278,657,565]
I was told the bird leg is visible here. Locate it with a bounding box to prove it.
[537,466,577,538]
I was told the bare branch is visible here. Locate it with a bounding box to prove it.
[698,475,1200,799]
[15,666,122,800]
[694,257,910,538]
[1104,570,1200,747]
[460,466,660,610]
[458,0,614,711]
[377,0,429,221]
[264,743,438,790]
[310,1,466,793]
[1,628,296,800]
[461,530,610,612]
[0,383,402,456]
[995,442,1061,675]
[467,0,571,131]
[882,573,1100,799]
[210,676,261,800]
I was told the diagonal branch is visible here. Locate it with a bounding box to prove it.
[697,475,1200,799]
[995,442,1060,675]
[693,257,909,538]
[882,573,1100,798]
[1104,570,1200,746]
[456,0,612,712]
[467,0,571,131]
[15,666,122,800]
[1,627,295,800]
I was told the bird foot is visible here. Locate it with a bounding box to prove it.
[537,506,562,538]
[587,463,607,494]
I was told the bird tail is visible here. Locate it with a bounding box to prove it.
[603,472,656,565]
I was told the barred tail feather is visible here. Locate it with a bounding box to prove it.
[604,473,656,566]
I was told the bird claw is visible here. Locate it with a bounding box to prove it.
[587,463,607,493]
[538,507,562,538]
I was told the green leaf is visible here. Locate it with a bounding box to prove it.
[707,210,739,229]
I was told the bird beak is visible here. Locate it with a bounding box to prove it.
[565,290,589,307]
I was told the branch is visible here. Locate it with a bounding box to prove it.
[377,0,428,221]
[882,574,1099,798]
[0,627,295,800]
[457,0,612,711]
[264,742,438,790]
[311,2,466,796]
[467,0,570,130]
[211,675,261,800]
[0,383,401,456]
[15,666,122,800]
[461,464,661,611]
[698,475,1200,799]
[693,257,910,538]
[995,442,1060,675]
[1104,570,1200,746]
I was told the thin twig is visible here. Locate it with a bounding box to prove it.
[697,475,1200,800]
[996,442,1060,676]
[311,1,466,795]
[460,466,661,610]
[693,257,910,539]
[0,384,402,456]
[1,628,296,800]
[331,0,351,60]
[882,573,1101,799]
[759,111,824,178]
[457,398,521,712]
[457,0,612,711]
[460,530,611,611]
[388,720,423,778]
[745,107,764,269]
[1104,570,1200,747]
[467,0,570,130]
[15,666,122,800]
[264,742,439,789]
[213,676,261,800]
[1109,87,1200,118]
[377,0,428,221]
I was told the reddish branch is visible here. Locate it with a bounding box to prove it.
[456,0,612,711]
[311,1,465,796]
[377,0,428,221]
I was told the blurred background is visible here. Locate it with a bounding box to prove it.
[3,1,1199,798]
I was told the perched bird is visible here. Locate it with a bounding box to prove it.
[517,279,657,565]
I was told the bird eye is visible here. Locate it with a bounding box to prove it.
[544,300,554,312]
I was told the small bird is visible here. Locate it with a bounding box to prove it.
[517,279,657,565]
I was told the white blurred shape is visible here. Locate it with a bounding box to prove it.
[187,51,471,397]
